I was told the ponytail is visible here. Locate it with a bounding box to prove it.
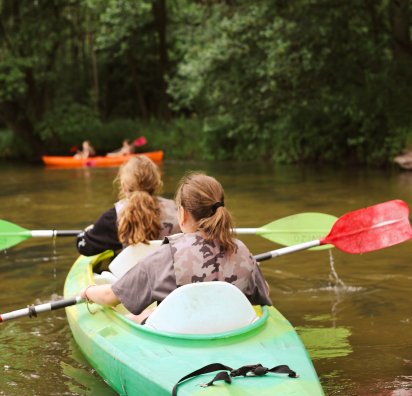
[117,191,161,245]
[198,205,236,255]
[176,173,236,255]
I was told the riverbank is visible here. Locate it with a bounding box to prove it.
[0,118,206,162]
[1,116,411,166]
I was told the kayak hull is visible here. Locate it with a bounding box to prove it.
[64,253,324,395]
[42,150,163,167]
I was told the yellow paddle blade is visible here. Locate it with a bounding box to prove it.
[256,213,337,250]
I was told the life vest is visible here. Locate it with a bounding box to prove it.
[157,197,181,237]
[114,196,180,240]
[167,233,256,294]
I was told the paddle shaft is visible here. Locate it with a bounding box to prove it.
[1,212,337,251]
[31,230,81,237]
[0,296,83,322]
[30,227,322,237]
[4,227,316,237]
[11,227,326,237]
[235,228,258,234]
[254,240,321,262]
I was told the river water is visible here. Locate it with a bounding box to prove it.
[0,160,411,395]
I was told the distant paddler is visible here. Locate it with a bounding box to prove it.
[106,139,134,157]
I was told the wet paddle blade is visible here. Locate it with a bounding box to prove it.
[322,200,412,254]
[0,220,32,250]
[256,213,337,250]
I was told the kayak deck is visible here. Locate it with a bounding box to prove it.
[42,150,163,167]
[64,252,324,395]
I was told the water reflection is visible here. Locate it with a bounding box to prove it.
[62,338,117,395]
[297,323,352,360]
[296,251,354,361]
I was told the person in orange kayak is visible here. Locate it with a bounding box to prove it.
[79,172,272,324]
[73,140,96,159]
[106,139,134,157]
[76,156,181,256]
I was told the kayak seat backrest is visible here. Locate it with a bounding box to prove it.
[93,271,118,284]
[144,281,258,334]
[109,241,162,279]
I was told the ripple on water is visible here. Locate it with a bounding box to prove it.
[305,284,365,293]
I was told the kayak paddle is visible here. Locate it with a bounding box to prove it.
[0,219,81,251]
[0,212,336,251]
[2,200,411,322]
[255,199,412,262]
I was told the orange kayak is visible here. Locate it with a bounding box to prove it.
[42,150,164,168]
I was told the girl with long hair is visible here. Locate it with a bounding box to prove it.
[76,156,180,256]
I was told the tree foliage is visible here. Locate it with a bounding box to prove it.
[168,0,412,164]
[0,0,412,163]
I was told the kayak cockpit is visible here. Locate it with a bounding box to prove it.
[111,302,269,341]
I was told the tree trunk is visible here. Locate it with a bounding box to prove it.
[152,0,171,120]
[0,101,44,161]
[390,0,412,59]
[88,32,100,112]
[127,51,149,119]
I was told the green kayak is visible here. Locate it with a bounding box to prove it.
[64,250,325,395]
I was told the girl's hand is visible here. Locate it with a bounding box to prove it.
[80,284,96,302]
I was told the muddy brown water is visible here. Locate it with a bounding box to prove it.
[0,161,411,395]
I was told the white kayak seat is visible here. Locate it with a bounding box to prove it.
[144,281,258,334]
[93,271,118,285]
[109,240,162,279]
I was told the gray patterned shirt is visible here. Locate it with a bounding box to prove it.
[112,232,272,315]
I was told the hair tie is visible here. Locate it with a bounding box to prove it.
[210,201,224,215]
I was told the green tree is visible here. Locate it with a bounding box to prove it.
[0,0,175,159]
[0,0,104,158]
[87,0,172,120]
[168,0,412,164]
[1,0,412,163]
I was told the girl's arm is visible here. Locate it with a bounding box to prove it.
[81,284,120,306]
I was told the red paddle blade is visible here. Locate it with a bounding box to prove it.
[133,136,147,147]
[321,200,412,254]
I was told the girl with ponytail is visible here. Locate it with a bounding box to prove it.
[76,156,180,256]
[174,172,236,255]
[80,172,272,324]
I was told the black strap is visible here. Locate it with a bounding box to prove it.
[200,371,232,388]
[230,363,297,378]
[172,363,233,396]
[267,364,297,378]
[172,362,297,395]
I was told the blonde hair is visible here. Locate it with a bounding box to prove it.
[175,172,236,255]
[115,156,163,245]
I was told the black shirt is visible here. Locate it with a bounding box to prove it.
[76,207,121,256]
